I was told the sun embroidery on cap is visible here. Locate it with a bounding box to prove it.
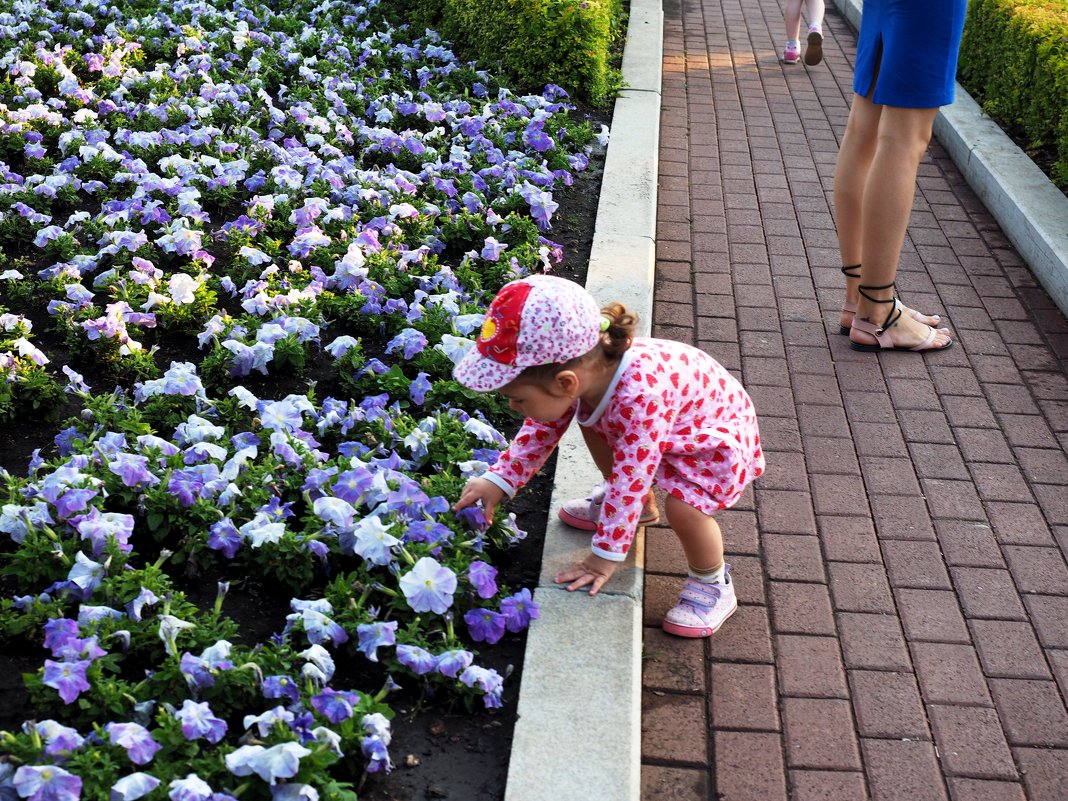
[476,281,531,366]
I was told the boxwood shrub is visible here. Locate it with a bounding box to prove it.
[406,0,625,105]
[958,0,1068,189]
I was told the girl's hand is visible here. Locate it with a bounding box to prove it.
[452,478,506,524]
[554,554,619,596]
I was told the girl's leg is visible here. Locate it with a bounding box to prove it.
[850,105,951,349]
[806,0,826,29]
[580,425,613,478]
[784,0,804,42]
[833,95,942,332]
[665,494,724,574]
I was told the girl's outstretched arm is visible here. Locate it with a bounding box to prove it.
[453,477,506,524]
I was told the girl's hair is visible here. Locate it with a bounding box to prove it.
[515,302,638,387]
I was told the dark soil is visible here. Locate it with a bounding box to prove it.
[0,101,610,799]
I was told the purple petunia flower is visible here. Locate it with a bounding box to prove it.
[207,519,242,559]
[106,722,161,765]
[409,372,432,406]
[500,588,539,632]
[467,561,498,599]
[174,700,227,744]
[384,328,427,360]
[262,675,300,704]
[13,765,82,801]
[167,775,212,801]
[460,665,505,709]
[310,688,360,724]
[42,660,91,704]
[71,508,135,555]
[356,621,397,663]
[107,453,158,488]
[225,743,310,785]
[464,609,507,644]
[360,735,391,774]
[399,557,457,614]
[34,720,84,758]
[179,641,234,689]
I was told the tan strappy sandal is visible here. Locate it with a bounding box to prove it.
[849,282,953,352]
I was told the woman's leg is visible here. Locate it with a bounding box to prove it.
[833,94,943,332]
[850,104,951,349]
[665,494,724,573]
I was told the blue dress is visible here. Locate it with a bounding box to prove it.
[853,0,969,108]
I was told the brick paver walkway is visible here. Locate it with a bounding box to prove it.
[639,1,1068,799]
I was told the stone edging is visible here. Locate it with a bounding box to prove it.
[835,0,1068,319]
[503,2,663,799]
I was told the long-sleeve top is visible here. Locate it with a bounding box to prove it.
[482,338,765,561]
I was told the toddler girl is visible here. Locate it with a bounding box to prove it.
[452,275,764,638]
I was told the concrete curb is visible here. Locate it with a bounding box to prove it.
[834,0,1068,319]
[503,2,663,800]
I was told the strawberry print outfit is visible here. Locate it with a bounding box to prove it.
[482,339,765,561]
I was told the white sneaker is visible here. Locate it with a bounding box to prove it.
[558,483,659,532]
[662,566,737,638]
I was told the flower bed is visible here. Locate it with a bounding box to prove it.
[0,0,607,798]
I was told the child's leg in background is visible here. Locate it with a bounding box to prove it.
[806,0,826,31]
[782,0,804,62]
[665,494,724,580]
[580,425,613,478]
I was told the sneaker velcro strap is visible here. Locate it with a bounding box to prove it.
[678,584,721,608]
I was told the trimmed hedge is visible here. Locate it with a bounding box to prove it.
[407,0,625,105]
[958,0,1068,189]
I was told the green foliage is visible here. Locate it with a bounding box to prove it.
[409,0,626,105]
[958,0,1068,189]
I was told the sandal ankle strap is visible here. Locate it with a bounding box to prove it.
[857,283,902,332]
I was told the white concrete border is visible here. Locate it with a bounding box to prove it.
[835,0,1068,319]
[503,2,663,799]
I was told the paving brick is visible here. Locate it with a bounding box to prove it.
[999,414,1058,449]
[817,515,883,564]
[1022,595,1068,648]
[1014,747,1068,801]
[837,612,912,671]
[989,679,1068,747]
[851,422,908,459]
[721,508,760,555]
[640,765,711,801]
[862,739,948,801]
[928,705,1018,779]
[714,732,788,801]
[776,635,848,699]
[881,540,953,589]
[758,450,809,491]
[951,567,1027,620]
[756,489,817,534]
[920,479,988,522]
[782,698,861,770]
[909,442,972,481]
[1033,482,1068,525]
[1003,546,1068,595]
[1015,447,1068,484]
[828,563,896,613]
[644,573,686,627]
[955,427,1015,465]
[803,436,862,476]
[810,473,868,517]
[935,520,1005,567]
[942,394,999,428]
[897,409,955,443]
[710,663,780,731]
[985,502,1055,545]
[640,691,706,765]
[768,581,836,636]
[763,534,826,583]
[790,771,869,801]
[946,779,1026,801]
[642,626,706,694]
[708,604,774,664]
[895,588,971,643]
[910,641,992,705]
[970,620,1051,679]
[843,390,897,423]
[856,456,923,497]
[848,670,930,739]
[870,494,937,541]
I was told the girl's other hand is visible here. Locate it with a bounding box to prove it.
[452,478,506,524]
[554,554,618,596]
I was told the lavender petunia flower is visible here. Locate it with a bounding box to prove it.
[225,742,309,785]
[356,621,397,663]
[460,665,505,708]
[42,660,91,704]
[396,644,436,675]
[106,722,161,765]
[110,773,160,801]
[13,765,82,801]
[167,775,212,801]
[34,720,84,758]
[409,372,432,405]
[350,515,400,566]
[262,675,300,704]
[399,557,457,614]
[433,649,473,679]
[207,519,242,559]
[174,700,227,744]
[360,735,391,774]
[384,328,427,360]
[310,688,360,724]
[467,561,498,599]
